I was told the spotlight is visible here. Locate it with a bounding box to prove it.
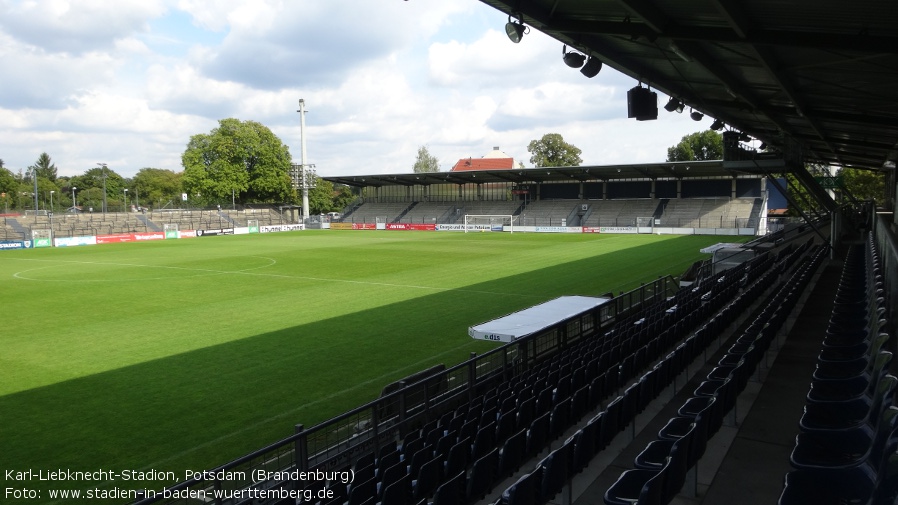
[580,56,603,78]
[627,85,658,121]
[505,15,528,43]
[664,97,684,113]
[690,109,704,121]
[710,119,724,131]
[562,45,586,68]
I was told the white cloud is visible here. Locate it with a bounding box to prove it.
[428,28,559,88]
[0,0,167,54]
[0,1,713,181]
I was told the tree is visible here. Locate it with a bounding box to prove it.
[666,130,723,162]
[413,145,440,173]
[306,179,357,214]
[527,133,582,167]
[132,168,183,209]
[69,166,125,212]
[28,152,58,182]
[0,166,16,210]
[838,168,886,202]
[333,184,356,210]
[181,118,294,205]
[308,177,335,214]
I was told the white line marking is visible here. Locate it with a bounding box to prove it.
[7,256,539,297]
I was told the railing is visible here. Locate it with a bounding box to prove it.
[133,275,680,504]
[655,216,757,229]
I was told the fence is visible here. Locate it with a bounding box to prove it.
[133,275,680,504]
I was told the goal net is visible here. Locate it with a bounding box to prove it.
[463,215,514,233]
[164,223,179,239]
[31,229,52,248]
[636,216,655,233]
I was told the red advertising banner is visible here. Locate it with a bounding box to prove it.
[351,223,377,230]
[582,227,601,233]
[96,233,135,244]
[386,223,436,231]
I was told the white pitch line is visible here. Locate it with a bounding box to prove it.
[7,256,540,298]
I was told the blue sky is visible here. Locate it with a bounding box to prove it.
[0,0,713,179]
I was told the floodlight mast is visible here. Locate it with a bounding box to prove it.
[297,99,311,222]
[32,166,38,212]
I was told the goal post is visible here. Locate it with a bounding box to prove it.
[636,216,655,234]
[463,215,514,233]
[31,229,52,248]
[163,223,179,239]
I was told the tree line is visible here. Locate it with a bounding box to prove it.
[0,119,354,215]
[2,122,885,216]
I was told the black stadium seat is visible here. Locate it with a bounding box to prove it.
[501,468,542,505]
[466,448,498,502]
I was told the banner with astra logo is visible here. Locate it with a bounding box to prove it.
[386,223,436,231]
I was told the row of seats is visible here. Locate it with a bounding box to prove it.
[497,243,822,505]
[602,243,827,505]
[779,235,898,505]
[298,241,808,505]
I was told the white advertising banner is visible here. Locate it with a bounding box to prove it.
[260,224,305,233]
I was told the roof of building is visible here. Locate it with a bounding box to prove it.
[451,158,515,172]
[450,146,516,172]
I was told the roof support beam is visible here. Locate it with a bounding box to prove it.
[610,0,798,142]
[712,0,843,166]
[546,19,898,54]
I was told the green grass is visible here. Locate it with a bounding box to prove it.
[0,230,732,499]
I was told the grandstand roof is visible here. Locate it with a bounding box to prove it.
[323,159,762,188]
[475,0,898,173]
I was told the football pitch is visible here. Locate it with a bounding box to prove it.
[0,230,732,497]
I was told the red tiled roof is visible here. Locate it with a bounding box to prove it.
[450,157,515,171]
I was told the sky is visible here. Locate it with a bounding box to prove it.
[0,0,712,180]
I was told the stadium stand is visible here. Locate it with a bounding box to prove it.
[452,201,523,223]
[517,200,581,227]
[335,195,767,230]
[342,203,413,224]
[657,199,706,228]
[397,202,455,224]
[657,197,759,229]
[1,208,290,240]
[580,199,661,228]
[779,236,897,505]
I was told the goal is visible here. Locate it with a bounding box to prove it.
[164,223,179,239]
[463,215,514,233]
[636,216,655,233]
[31,229,52,248]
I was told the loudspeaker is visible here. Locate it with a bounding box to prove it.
[580,57,603,78]
[627,86,658,121]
